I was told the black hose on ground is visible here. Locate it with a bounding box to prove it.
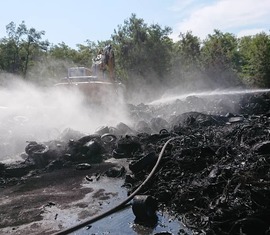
[54,137,179,235]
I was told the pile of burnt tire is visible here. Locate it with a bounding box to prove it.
[1,91,270,234]
[125,92,270,235]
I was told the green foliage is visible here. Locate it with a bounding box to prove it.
[112,14,173,84]
[200,29,241,87]
[175,31,201,68]
[0,19,270,90]
[201,30,240,70]
[239,32,270,87]
[49,42,78,62]
[75,40,98,66]
[171,31,201,83]
[0,21,49,78]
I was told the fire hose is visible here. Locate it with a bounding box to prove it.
[54,136,179,235]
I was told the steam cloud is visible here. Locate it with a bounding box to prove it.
[0,75,129,162]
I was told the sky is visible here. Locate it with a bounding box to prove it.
[0,0,269,48]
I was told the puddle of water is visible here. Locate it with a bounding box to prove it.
[58,177,191,235]
[73,206,190,235]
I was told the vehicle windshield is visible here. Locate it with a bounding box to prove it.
[68,67,92,77]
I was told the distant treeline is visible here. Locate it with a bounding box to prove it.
[0,14,270,91]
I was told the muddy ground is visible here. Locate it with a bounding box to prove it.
[1,90,270,235]
[0,162,129,234]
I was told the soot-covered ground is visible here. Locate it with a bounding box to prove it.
[1,91,270,235]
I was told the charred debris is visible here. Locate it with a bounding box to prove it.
[1,92,270,234]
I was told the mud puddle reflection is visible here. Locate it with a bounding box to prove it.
[53,177,190,235]
[71,178,190,235]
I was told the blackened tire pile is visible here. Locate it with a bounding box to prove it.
[127,92,270,235]
[1,92,270,235]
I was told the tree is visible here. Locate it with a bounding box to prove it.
[21,26,49,77]
[171,31,201,85]
[239,32,270,87]
[175,31,201,69]
[112,14,173,84]
[75,40,98,66]
[200,29,241,87]
[145,24,173,78]
[0,21,27,73]
[49,42,78,61]
[0,21,49,78]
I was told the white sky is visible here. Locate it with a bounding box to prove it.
[0,0,269,48]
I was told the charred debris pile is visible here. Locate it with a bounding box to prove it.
[1,92,270,234]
